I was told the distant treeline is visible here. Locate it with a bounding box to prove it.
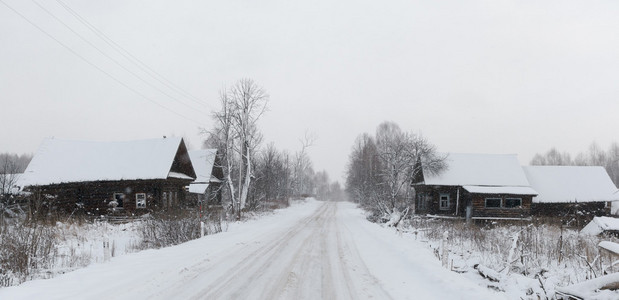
[530,142,619,186]
[0,153,33,174]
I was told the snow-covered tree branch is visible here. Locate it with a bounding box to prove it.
[206,79,269,219]
[346,121,446,222]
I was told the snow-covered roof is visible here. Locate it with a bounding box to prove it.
[422,153,532,187]
[188,149,217,183]
[523,166,619,204]
[188,183,209,194]
[20,137,194,186]
[598,241,619,256]
[581,216,619,235]
[168,172,195,180]
[188,149,217,194]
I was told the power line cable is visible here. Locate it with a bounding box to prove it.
[0,0,207,126]
[55,0,215,111]
[31,0,209,115]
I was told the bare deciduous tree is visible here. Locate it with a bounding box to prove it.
[252,143,291,207]
[346,122,446,223]
[313,170,330,200]
[206,79,268,219]
[1,155,24,206]
[346,133,380,208]
[291,131,316,197]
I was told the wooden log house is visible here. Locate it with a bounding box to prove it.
[523,166,619,222]
[413,153,538,220]
[20,137,196,215]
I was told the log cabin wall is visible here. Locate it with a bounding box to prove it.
[414,185,469,216]
[531,202,609,217]
[35,178,192,215]
[470,194,532,219]
[414,185,533,219]
[531,202,610,226]
[531,201,610,228]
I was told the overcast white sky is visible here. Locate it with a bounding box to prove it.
[1,0,619,182]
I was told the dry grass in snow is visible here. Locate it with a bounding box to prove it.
[403,217,619,299]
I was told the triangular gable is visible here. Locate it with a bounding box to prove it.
[169,139,196,180]
[21,137,194,187]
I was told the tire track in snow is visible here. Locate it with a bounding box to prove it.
[262,202,334,300]
[145,201,329,299]
[335,208,393,299]
[189,202,332,299]
[154,201,393,300]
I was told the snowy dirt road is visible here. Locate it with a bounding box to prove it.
[0,200,503,300]
[170,201,391,300]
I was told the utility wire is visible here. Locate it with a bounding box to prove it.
[0,0,207,126]
[55,0,215,111]
[31,0,209,115]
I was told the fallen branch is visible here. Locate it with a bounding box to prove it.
[474,264,501,282]
[556,273,619,299]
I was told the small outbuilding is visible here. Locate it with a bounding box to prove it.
[581,216,619,236]
[413,153,537,220]
[20,137,196,215]
[187,149,223,208]
[523,166,619,221]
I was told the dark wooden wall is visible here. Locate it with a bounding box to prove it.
[32,178,192,215]
[171,140,197,179]
[414,185,533,219]
[414,185,468,216]
[531,202,610,226]
[414,184,611,222]
[470,194,532,219]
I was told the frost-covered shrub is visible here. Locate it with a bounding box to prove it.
[409,217,618,291]
[135,210,225,250]
[0,221,57,287]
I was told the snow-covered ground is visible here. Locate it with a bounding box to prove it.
[0,199,502,299]
[53,221,139,270]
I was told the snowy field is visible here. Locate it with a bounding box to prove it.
[0,199,503,300]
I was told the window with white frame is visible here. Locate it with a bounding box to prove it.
[485,198,501,208]
[136,193,146,208]
[504,198,522,208]
[439,193,450,210]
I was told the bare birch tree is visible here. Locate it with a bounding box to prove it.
[208,78,268,219]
